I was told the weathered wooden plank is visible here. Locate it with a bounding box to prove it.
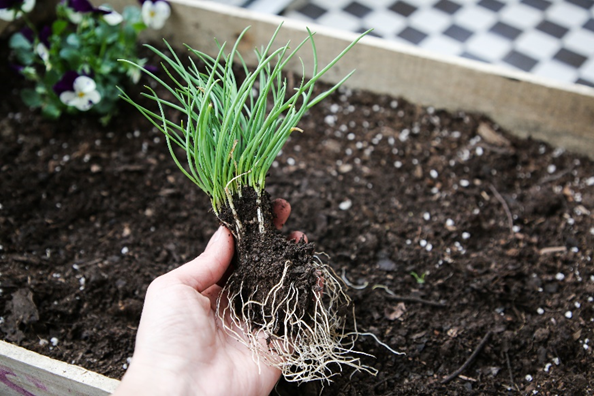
[0,341,119,396]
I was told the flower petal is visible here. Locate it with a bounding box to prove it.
[59,91,77,106]
[71,97,94,111]
[86,90,101,105]
[22,0,34,12]
[73,76,96,94]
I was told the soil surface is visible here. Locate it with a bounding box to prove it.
[1,39,593,395]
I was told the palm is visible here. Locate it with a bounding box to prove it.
[115,199,298,396]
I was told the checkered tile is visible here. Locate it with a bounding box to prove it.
[274,0,594,87]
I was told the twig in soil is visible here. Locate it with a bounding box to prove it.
[488,184,514,234]
[372,285,447,308]
[440,331,493,384]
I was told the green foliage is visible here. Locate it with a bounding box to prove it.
[120,25,369,214]
[410,271,427,284]
[8,2,163,122]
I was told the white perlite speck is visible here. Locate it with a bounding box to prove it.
[547,164,556,174]
[50,337,59,346]
[121,246,129,255]
[537,308,544,315]
[565,311,573,319]
[555,273,565,281]
[462,232,471,239]
[459,179,470,187]
[525,374,533,382]
[445,219,455,227]
[423,212,431,221]
[339,199,352,211]
[430,169,438,178]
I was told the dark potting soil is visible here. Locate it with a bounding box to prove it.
[1,40,593,395]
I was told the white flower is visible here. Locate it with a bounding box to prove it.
[142,0,170,30]
[59,76,101,111]
[98,5,123,26]
[0,0,35,21]
[36,43,49,63]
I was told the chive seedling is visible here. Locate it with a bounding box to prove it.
[120,24,375,383]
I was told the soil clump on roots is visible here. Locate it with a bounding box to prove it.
[217,188,366,382]
[219,187,320,338]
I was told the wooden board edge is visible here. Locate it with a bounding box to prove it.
[0,340,119,396]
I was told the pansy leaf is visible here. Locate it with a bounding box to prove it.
[66,33,80,48]
[9,33,32,50]
[42,102,62,119]
[21,88,42,108]
[59,48,81,67]
[52,20,69,36]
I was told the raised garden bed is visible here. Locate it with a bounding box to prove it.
[1,1,593,395]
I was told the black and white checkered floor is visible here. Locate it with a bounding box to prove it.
[218,0,594,88]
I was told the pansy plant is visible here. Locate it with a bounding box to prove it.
[7,0,171,123]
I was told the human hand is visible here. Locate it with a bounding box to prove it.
[113,199,303,396]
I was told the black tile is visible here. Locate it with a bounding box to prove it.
[490,21,523,40]
[297,3,326,19]
[344,1,372,18]
[554,48,587,68]
[502,50,538,72]
[536,20,569,38]
[478,0,505,12]
[521,0,552,11]
[460,52,488,63]
[566,0,593,9]
[434,0,462,15]
[576,78,594,88]
[358,27,382,38]
[389,1,417,17]
[443,24,473,42]
[584,18,594,32]
[397,26,427,45]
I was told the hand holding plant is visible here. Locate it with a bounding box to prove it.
[121,25,376,382]
[6,0,171,123]
[114,200,296,396]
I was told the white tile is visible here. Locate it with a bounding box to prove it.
[454,5,499,32]
[358,0,404,8]
[464,32,513,62]
[316,10,362,32]
[311,0,353,11]
[248,0,295,14]
[499,2,543,30]
[545,2,590,29]
[562,29,594,57]
[363,10,407,37]
[284,10,317,24]
[409,7,452,34]
[419,34,464,56]
[532,59,579,83]
[578,58,594,82]
[514,30,562,60]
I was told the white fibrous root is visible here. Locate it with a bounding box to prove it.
[216,255,378,383]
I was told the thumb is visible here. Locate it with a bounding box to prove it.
[168,226,235,292]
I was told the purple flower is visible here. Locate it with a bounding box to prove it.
[63,0,108,23]
[39,25,51,48]
[19,26,34,43]
[64,0,102,13]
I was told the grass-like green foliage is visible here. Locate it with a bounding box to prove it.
[120,24,369,215]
